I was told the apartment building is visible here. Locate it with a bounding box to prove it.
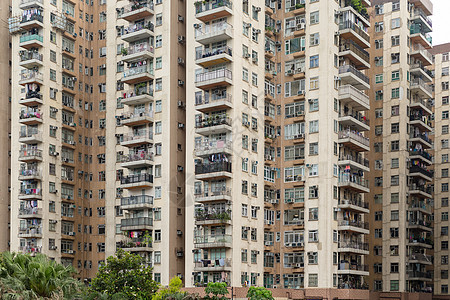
[366,0,434,294]
[185,0,372,295]
[0,0,12,252]
[10,0,186,284]
[430,43,450,297]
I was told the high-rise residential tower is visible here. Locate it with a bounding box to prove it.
[366,0,434,294]
[185,0,372,296]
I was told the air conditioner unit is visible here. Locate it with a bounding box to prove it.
[178,15,184,22]
[177,100,185,108]
[50,190,58,194]
[178,123,185,129]
[178,36,185,43]
[69,204,76,208]
[245,23,252,28]
[295,263,303,268]
[296,24,305,30]
[178,80,185,86]
[50,246,57,250]
[243,121,250,127]
[67,250,74,254]
[50,151,59,156]
[265,241,272,246]
[178,57,185,65]
[305,163,311,168]
[244,53,251,58]
[176,251,184,257]
[177,230,183,236]
[270,199,278,204]
[255,7,261,12]
[252,57,258,63]
[286,69,293,75]
[295,111,303,117]
[177,166,184,172]
[69,122,76,127]
[286,199,293,203]
[193,23,200,29]
[297,90,305,96]
[297,67,304,73]
[255,29,261,34]
[62,158,69,162]
[49,220,57,224]
[68,232,75,236]
[69,141,75,145]
[270,2,276,9]
[273,285,277,289]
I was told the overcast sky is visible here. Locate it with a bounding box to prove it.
[431,0,450,46]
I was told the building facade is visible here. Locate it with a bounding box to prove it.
[366,0,434,294]
[185,0,372,293]
[9,0,186,284]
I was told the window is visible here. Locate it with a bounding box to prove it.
[391,140,399,151]
[391,105,399,116]
[391,210,399,221]
[392,70,400,81]
[309,77,319,90]
[391,158,399,168]
[308,208,318,221]
[391,18,400,29]
[155,35,162,47]
[391,88,400,98]
[242,68,249,82]
[308,230,318,242]
[391,123,399,133]
[375,39,383,49]
[308,274,318,287]
[309,33,319,46]
[391,35,400,46]
[375,74,383,84]
[309,120,318,133]
[390,280,399,291]
[375,22,384,32]
[310,11,319,24]
[309,55,319,68]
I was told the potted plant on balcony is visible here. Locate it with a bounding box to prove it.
[121,47,128,56]
[295,3,304,9]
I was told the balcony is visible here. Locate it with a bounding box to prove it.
[121,23,154,43]
[117,238,152,252]
[338,240,369,255]
[19,187,42,200]
[410,0,433,15]
[408,253,433,265]
[195,22,233,45]
[338,220,369,235]
[408,220,433,232]
[120,111,154,127]
[338,199,369,214]
[122,66,154,85]
[196,46,233,68]
[410,115,433,132]
[410,44,433,66]
[120,131,153,147]
[339,39,370,70]
[194,234,232,248]
[194,187,232,203]
[20,13,43,30]
[407,271,432,282]
[409,165,433,182]
[410,98,433,115]
[120,173,153,189]
[195,140,233,157]
[339,174,369,194]
[338,85,370,111]
[19,111,42,126]
[195,0,232,22]
[20,93,43,106]
[19,0,43,9]
[338,130,370,152]
[409,184,433,199]
[338,154,369,172]
[409,63,433,82]
[20,245,42,256]
[121,195,154,210]
[409,150,432,165]
[409,202,432,215]
[120,152,154,168]
[19,51,43,69]
[120,88,154,105]
[195,92,232,113]
[19,34,43,49]
[195,208,232,226]
[410,78,432,98]
[18,227,42,238]
[410,27,432,49]
[19,208,42,219]
[195,115,232,135]
[195,69,232,90]
[19,130,42,144]
[18,169,41,181]
[408,237,433,249]
[121,217,153,231]
[337,263,369,276]
[338,112,369,132]
[19,70,43,86]
[19,149,42,162]
[194,258,232,272]
[119,1,154,22]
[409,132,432,149]
[338,21,370,49]
[195,162,232,180]
[122,43,154,63]
[338,66,370,90]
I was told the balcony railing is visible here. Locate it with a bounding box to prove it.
[339,39,369,63]
[195,0,232,14]
[407,271,432,279]
[19,169,40,177]
[124,22,154,34]
[120,1,154,15]
[338,220,369,230]
[195,69,232,83]
[339,173,369,189]
[339,154,369,168]
[20,0,43,5]
[120,110,154,123]
[410,78,432,95]
[121,195,154,207]
[194,258,232,269]
[195,162,232,175]
[412,9,432,27]
[339,20,370,43]
[195,140,232,152]
[19,130,41,139]
[194,187,232,199]
[409,165,433,178]
[338,129,370,147]
[339,65,370,84]
[122,87,154,99]
[195,22,233,38]
[20,70,43,82]
[339,111,369,126]
[411,43,432,61]
[123,42,154,56]
[409,132,432,144]
[195,116,232,128]
[196,46,233,60]
[408,220,432,228]
[411,97,433,110]
[121,217,153,227]
[20,34,43,44]
[122,130,154,142]
[338,85,370,107]
[120,173,154,185]
[124,66,154,78]
[410,27,432,44]
[19,149,42,159]
[20,51,43,63]
[20,245,42,255]
[408,253,433,262]
[195,209,232,222]
[338,240,369,251]
[410,63,433,78]
[338,263,369,272]
[338,198,369,210]
[20,13,43,24]
[194,234,232,245]
[19,207,42,216]
[120,152,154,163]
[195,93,232,106]
[409,150,432,161]
[117,238,152,249]
[18,227,42,236]
[409,115,432,127]
[410,202,432,212]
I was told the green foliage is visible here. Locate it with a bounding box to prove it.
[350,0,362,13]
[203,282,228,300]
[246,286,274,300]
[89,249,158,300]
[0,251,83,299]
